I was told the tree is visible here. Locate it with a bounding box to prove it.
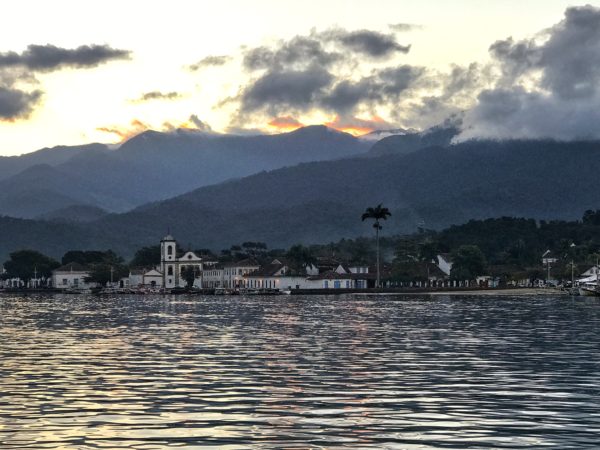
[4,250,60,285]
[130,245,161,268]
[450,245,487,280]
[418,239,439,282]
[84,250,128,286]
[286,244,317,274]
[180,265,199,288]
[361,204,392,288]
[62,250,107,266]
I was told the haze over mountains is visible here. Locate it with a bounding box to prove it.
[1,124,600,261]
[0,126,368,218]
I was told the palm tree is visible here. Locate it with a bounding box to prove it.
[361,204,392,288]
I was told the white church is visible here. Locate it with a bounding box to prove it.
[160,234,203,288]
[126,234,204,289]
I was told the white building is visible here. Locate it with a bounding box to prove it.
[160,235,203,288]
[52,262,94,290]
[223,259,260,288]
[203,264,224,288]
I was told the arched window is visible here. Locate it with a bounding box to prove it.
[167,245,173,256]
[167,266,173,276]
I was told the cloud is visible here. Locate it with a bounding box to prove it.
[240,67,333,114]
[0,43,131,122]
[267,115,304,131]
[327,29,410,58]
[97,119,151,141]
[460,5,600,140]
[243,35,340,71]
[0,44,130,72]
[0,86,42,120]
[389,23,423,32]
[188,114,212,132]
[319,65,424,114]
[133,91,182,102]
[188,55,231,71]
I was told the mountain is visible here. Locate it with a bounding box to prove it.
[0,126,369,218]
[88,139,600,253]
[0,143,110,181]
[369,124,459,156]
[37,205,108,223]
[3,138,600,262]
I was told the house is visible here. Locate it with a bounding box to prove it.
[307,270,354,289]
[222,259,260,288]
[143,269,164,287]
[243,259,306,289]
[52,262,94,290]
[128,269,145,286]
[203,264,224,288]
[581,265,600,278]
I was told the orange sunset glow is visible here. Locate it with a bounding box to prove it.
[267,116,305,132]
[325,116,390,136]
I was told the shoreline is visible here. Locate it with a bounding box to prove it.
[0,287,572,297]
[350,288,568,296]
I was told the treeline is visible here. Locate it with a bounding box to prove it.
[4,210,600,285]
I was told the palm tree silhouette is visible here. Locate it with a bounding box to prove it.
[361,204,391,288]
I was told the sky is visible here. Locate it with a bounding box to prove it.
[1,0,599,155]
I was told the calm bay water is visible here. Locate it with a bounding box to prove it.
[1,293,599,449]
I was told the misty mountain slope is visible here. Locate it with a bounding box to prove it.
[103,139,600,251]
[0,143,110,181]
[37,205,109,223]
[2,138,599,261]
[0,126,370,218]
[369,125,459,157]
[0,216,100,261]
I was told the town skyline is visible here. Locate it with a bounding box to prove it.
[1,0,597,155]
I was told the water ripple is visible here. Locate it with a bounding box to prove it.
[1,294,600,448]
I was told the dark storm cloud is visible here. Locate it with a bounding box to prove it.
[489,37,539,84]
[243,36,341,71]
[490,5,600,97]
[461,5,600,140]
[134,91,182,102]
[0,43,130,122]
[0,44,130,72]
[320,65,424,114]
[240,67,333,114]
[0,86,42,120]
[330,29,410,57]
[188,55,231,71]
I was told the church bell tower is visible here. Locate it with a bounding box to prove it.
[161,234,177,288]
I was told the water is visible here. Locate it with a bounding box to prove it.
[1,294,599,449]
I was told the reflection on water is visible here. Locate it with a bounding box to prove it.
[1,294,600,449]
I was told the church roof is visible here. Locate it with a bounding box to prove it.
[161,234,176,242]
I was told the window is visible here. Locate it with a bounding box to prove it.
[167,245,173,256]
[74,278,79,286]
[167,266,173,276]
[62,278,68,285]
[324,280,329,288]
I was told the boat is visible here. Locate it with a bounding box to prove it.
[578,285,600,296]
